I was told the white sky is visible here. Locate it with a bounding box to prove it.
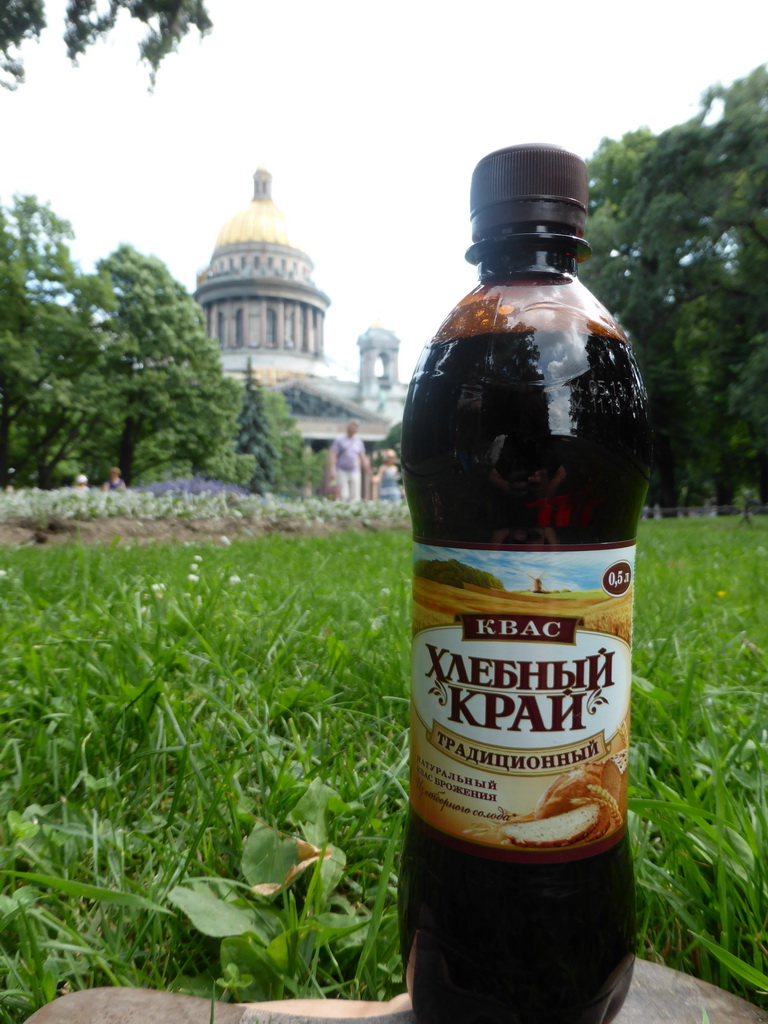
[2,0,766,380]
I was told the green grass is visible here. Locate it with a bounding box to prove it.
[631,518,768,1000]
[0,519,767,1020]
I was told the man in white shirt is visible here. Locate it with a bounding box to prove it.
[328,421,370,500]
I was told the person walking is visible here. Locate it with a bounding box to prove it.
[328,422,370,501]
[372,449,402,501]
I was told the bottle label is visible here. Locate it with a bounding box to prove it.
[409,539,636,863]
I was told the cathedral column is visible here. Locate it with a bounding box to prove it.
[227,300,236,349]
[315,310,322,355]
[221,301,230,348]
[277,301,286,349]
[259,299,268,346]
[285,301,295,349]
[304,305,311,352]
[316,308,324,355]
[247,300,258,347]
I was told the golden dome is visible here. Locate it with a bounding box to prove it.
[214,168,294,249]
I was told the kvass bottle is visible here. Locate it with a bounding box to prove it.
[398,144,651,1024]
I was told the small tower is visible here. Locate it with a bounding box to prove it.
[357,321,401,400]
[252,167,272,199]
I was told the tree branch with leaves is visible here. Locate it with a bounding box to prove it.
[1,0,211,88]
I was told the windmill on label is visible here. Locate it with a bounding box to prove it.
[527,572,548,594]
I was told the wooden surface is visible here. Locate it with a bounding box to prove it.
[24,959,768,1024]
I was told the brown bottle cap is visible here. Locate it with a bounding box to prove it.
[469,143,588,245]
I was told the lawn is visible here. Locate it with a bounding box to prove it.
[0,518,766,1021]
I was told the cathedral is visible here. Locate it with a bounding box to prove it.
[194,169,407,457]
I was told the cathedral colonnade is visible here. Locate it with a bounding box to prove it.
[206,297,324,355]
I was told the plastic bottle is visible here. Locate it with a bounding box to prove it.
[398,144,651,1024]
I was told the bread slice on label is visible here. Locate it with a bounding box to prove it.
[501,803,600,847]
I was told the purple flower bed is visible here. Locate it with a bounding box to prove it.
[137,475,251,498]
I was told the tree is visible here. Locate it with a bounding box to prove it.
[584,127,710,507]
[0,195,114,487]
[0,205,251,489]
[235,363,277,494]
[583,65,768,506]
[262,390,326,497]
[96,244,243,485]
[1,0,212,89]
[709,67,768,503]
[379,420,401,454]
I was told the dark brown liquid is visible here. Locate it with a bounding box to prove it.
[401,328,650,547]
[399,817,636,1024]
[398,317,651,1024]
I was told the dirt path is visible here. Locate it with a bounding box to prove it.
[0,515,404,547]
